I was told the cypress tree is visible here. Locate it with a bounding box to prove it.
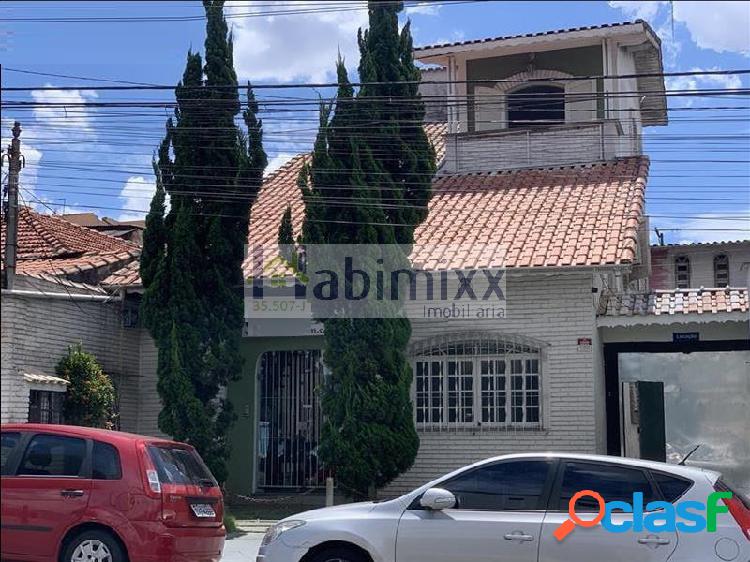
[301,1,435,498]
[141,0,266,482]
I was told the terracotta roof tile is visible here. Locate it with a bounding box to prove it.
[101,259,141,288]
[600,288,749,317]
[1,207,140,280]
[412,157,649,269]
[106,124,648,286]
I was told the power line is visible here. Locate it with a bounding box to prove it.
[4,68,749,92]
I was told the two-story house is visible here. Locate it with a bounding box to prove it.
[217,20,735,498]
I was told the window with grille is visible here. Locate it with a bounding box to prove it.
[674,255,691,288]
[714,254,730,287]
[413,338,542,430]
[28,390,65,424]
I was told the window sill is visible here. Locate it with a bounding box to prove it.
[417,425,547,434]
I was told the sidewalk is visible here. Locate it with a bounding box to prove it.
[221,532,264,561]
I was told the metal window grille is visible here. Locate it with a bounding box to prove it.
[28,390,65,424]
[412,335,542,431]
[714,254,730,287]
[256,350,328,490]
[674,255,691,288]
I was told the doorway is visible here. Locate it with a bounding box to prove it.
[256,350,326,490]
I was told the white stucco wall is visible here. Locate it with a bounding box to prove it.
[650,242,750,290]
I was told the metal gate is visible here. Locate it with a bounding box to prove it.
[257,350,326,489]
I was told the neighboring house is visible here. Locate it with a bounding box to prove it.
[62,212,146,245]
[650,241,750,289]
[0,207,159,435]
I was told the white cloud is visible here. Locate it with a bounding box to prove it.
[666,67,742,106]
[608,1,663,21]
[266,152,296,174]
[673,1,750,56]
[664,214,750,244]
[118,175,156,221]
[609,1,750,57]
[30,85,98,132]
[228,0,368,83]
[405,2,442,16]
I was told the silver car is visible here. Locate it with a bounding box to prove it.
[257,453,749,562]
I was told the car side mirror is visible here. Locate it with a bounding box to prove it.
[420,488,456,510]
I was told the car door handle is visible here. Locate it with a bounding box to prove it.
[60,489,85,498]
[638,536,671,546]
[503,532,534,542]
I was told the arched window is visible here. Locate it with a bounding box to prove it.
[412,335,542,430]
[674,255,691,288]
[714,254,730,287]
[507,84,565,129]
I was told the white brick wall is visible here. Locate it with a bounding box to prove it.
[0,278,155,432]
[442,120,634,174]
[384,271,601,495]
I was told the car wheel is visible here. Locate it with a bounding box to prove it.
[62,529,126,562]
[307,546,370,562]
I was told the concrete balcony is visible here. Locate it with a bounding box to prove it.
[441,118,642,174]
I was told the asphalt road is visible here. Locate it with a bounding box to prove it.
[221,532,263,561]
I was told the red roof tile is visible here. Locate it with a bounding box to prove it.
[412,157,649,269]
[104,125,648,286]
[101,259,141,288]
[1,207,140,280]
[600,288,749,317]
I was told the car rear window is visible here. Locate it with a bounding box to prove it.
[651,471,693,503]
[92,441,122,480]
[1,432,21,475]
[147,445,217,487]
[556,461,657,511]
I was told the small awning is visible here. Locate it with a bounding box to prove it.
[21,370,69,388]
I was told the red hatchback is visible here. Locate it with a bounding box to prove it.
[0,424,225,562]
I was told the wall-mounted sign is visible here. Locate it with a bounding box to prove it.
[673,332,699,343]
[577,337,592,352]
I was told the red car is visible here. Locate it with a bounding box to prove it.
[0,424,225,562]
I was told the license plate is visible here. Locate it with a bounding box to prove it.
[190,503,216,518]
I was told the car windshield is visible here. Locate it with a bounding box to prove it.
[147,445,217,487]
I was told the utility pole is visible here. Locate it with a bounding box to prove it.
[2,121,23,290]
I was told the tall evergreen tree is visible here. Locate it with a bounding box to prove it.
[140,0,266,482]
[301,1,435,498]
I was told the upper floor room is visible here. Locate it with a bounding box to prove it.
[650,241,750,290]
[416,21,667,173]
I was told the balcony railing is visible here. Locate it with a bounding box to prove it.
[442,119,642,174]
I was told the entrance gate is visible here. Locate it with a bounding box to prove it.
[257,350,326,489]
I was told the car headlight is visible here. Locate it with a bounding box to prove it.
[261,520,307,546]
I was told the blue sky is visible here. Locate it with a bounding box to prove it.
[1,0,748,243]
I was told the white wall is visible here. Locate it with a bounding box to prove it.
[0,276,162,436]
[385,271,602,495]
[1,278,139,425]
[650,242,750,289]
